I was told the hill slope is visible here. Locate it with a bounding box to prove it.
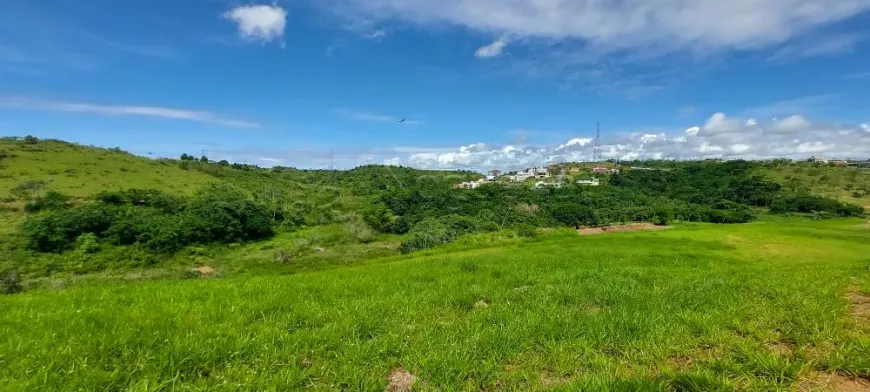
[0,139,216,197]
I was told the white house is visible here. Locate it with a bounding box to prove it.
[576,177,600,186]
[534,181,562,189]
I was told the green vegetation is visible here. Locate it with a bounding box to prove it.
[2,136,870,390]
[2,219,869,390]
[758,160,870,207]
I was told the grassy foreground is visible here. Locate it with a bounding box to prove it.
[2,219,870,391]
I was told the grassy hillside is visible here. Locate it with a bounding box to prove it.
[2,218,869,390]
[0,139,216,197]
[759,163,870,207]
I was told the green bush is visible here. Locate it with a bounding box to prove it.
[516,224,537,238]
[24,191,71,213]
[1,271,24,294]
[75,233,100,254]
[23,186,276,254]
[770,195,864,217]
[22,203,118,252]
[652,206,673,226]
[399,218,449,254]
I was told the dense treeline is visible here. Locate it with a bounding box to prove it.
[22,186,274,253]
[363,160,864,253]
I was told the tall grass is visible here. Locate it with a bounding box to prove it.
[1,219,869,390]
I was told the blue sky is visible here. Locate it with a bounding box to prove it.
[2,0,870,170]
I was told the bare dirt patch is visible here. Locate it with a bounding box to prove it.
[540,372,573,389]
[766,342,793,356]
[847,287,870,319]
[800,372,870,392]
[577,223,671,236]
[193,266,215,276]
[385,368,417,392]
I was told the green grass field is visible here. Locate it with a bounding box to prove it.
[0,140,216,197]
[2,218,869,391]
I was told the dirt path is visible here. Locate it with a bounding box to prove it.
[577,223,672,236]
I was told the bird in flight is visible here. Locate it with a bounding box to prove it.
[398,118,406,123]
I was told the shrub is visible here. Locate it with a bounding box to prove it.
[1,271,24,294]
[343,219,376,243]
[770,195,864,217]
[399,218,449,254]
[274,249,291,264]
[0,271,24,294]
[22,203,118,252]
[10,180,45,201]
[24,191,71,213]
[652,206,673,226]
[516,224,537,238]
[23,135,39,144]
[75,233,100,254]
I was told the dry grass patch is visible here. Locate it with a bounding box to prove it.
[385,368,417,392]
[577,223,671,236]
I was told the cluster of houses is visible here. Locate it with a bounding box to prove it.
[454,165,621,190]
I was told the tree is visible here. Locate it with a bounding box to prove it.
[23,135,39,144]
[200,156,209,163]
[218,160,230,166]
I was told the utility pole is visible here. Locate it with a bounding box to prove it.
[593,122,602,162]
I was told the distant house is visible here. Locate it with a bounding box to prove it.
[576,177,600,186]
[534,181,562,189]
[489,170,501,177]
[453,178,488,189]
[593,167,620,174]
[567,167,582,174]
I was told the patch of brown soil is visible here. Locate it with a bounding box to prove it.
[766,342,793,356]
[847,288,870,319]
[385,368,417,392]
[665,356,694,370]
[540,372,573,389]
[800,372,870,392]
[193,266,215,276]
[577,223,671,236]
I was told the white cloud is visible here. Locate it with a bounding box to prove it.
[475,37,508,58]
[766,34,863,62]
[205,113,870,170]
[557,138,593,149]
[774,115,811,132]
[0,97,260,128]
[224,5,287,44]
[399,113,870,170]
[322,0,870,55]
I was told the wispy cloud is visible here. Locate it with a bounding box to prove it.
[336,108,424,125]
[475,37,509,58]
[82,32,178,59]
[0,97,260,128]
[766,34,864,63]
[744,94,842,118]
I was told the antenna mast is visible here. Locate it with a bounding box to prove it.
[593,122,602,162]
